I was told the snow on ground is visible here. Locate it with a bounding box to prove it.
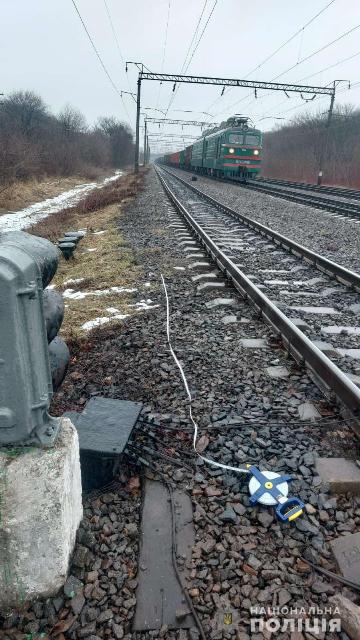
[62,286,137,300]
[81,314,129,331]
[63,277,85,286]
[0,171,122,233]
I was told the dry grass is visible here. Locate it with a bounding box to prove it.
[29,169,148,337]
[29,171,144,242]
[0,175,92,213]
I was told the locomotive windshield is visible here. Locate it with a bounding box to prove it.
[228,133,244,144]
[245,134,260,146]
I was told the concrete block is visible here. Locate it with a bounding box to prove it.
[298,402,321,420]
[185,253,206,259]
[266,366,289,379]
[330,532,360,583]
[290,317,310,330]
[197,282,225,292]
[191,272,218,282]
[290,306,339,314]
[0,417,82,610]
[339,348,360,360]
[188,261,213,271]
[315,457,360,494]
[349,303,360,314]
[205,297,236,309]
[312,340,340,357]
[240,338,267,348]
[328,595,360,640]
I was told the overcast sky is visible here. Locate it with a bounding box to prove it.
[2,0,360,152]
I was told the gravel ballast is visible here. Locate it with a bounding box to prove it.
[2,167,360,640]
[168,167,360,273]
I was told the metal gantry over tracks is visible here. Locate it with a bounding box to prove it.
[127,64,336,173]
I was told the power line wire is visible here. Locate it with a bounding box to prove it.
[71,0,131,125]
[103,0,124,62]
[254,49,360,121]
[216,22,360,121]
[102,0,134,123]
[273,22,360,81]
[165,0,218,116]
[206,0,336,114]
[156,0,172,108]
[181,0,209,73]
[183,0,218,73]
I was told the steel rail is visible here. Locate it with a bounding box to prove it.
[156,165,360,428]
[256,177,360,201]
[159,166,360,217]
[245,179,360,218]
[159,165,360,292]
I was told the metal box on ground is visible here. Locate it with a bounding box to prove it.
[65,396,142,490]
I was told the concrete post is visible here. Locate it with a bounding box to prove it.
[0,417,83,610]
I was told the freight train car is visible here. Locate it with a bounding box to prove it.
[161,116,262,181]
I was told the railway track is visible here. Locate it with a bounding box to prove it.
[156,165,360,430]
[256,176,360,201]
[245,177,360,220]
[164,165,360,220]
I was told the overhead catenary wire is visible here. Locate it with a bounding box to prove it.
[165,0,218,116]
[71,0,131,125]
[180,0,209,73]
[273,22,360,83]
[103,0,124,63]
[205,0,336,115]
[231,23,360,118]
[214,20,360,123]
[254,50,360,122]
[102,0,135,124]
[183,0,218,74]
[156,0,172,108]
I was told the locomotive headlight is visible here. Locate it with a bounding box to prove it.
[253,149,259,155]
[229,147,235,154]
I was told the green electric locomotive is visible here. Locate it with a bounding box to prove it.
[162,116,262,181]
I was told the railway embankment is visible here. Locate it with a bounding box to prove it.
[3,166,360,639]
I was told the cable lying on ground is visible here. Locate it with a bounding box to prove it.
[160,273,304,522]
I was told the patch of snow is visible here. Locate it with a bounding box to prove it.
[81,317,112,331]
[63,277,85,286]
[106,307,120,314]
[47,284,56,290]
[0,171,123,233]
[93,230,107,235]
[111,286,137,294]
[144,282,151,287]
[85,248,97,252]
[174,266,185,271]
[81,312,128,331]
[63,289,87,300]
[62,286,137,300]
[130,298,159,311]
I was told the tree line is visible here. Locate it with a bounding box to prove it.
[262,105,360,187]
[0,90,135,185]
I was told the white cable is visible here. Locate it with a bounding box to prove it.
[160,273,249,475]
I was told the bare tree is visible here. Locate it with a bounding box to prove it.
[0,90,135,186]
[262,105,360,187]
